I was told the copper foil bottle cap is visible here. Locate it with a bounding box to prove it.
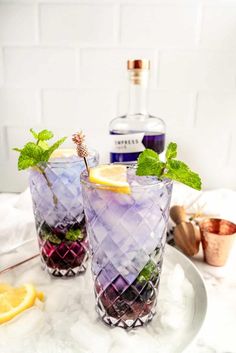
[200,218,236,267]
[127,59,150,85]
[127,59,150,70]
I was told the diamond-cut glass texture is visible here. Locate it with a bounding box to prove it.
[82,173,172,328]
[29,154,98,277]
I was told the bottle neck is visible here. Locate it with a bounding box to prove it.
[127,71,149,116]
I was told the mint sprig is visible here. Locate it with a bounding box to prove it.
[41,228,84,244]
[65,228,84,241]
[137,260,159,283]
[41,231,62,245]
[136,142,202,190]
[136,149,165,177]
[13,129,67,170]
[165,142,177,160]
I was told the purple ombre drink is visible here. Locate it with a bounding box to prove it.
[81,167,172,328]
[29,150,98,277]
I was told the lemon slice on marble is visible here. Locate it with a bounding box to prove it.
[0,283,44,324]
[89,165,131,194]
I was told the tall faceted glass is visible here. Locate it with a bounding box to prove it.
[81,167,172,328]
[29,150,98,277]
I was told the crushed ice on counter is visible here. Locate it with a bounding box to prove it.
[0,244,195,353]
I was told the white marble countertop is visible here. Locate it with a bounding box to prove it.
[185,244,236,353]
[0,188,236,353]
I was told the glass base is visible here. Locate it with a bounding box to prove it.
[96,298,157,329]
[95,278,159,329]
[40,252,89,278]
[38,236,89,278]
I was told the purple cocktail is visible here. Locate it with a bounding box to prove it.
[29,150,98,277]
[81,167,172,328]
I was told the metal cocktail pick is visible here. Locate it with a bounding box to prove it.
[0,254,40,275]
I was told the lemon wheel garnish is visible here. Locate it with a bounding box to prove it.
[89,165,131,194]
[50,148,77,159]
[0,283,44,324]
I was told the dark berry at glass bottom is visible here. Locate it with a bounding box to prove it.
[110,131,165,163]
[37,219,89,277]
[95,258,161,328]
[29,152,98,278]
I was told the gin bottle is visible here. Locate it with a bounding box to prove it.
[109,59,165,163]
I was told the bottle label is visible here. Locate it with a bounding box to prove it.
[109,133,145,153]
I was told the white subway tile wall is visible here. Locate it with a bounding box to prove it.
[4,48,77,88]
[120,5,198,47]
[0,88,41,125]
[0,4,37,44]
[40,5,115,44]
[0,48,4,86]
[0,0,235,191]
[200,6,236,49]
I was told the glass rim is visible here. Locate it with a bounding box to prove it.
[80,165,173,190]
[40,148,99,166]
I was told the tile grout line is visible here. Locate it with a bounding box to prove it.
[156,50,161,89]
[225,133,232,166]
[192,91,199,127]
[113,3,121,46]
[195,0,204,49]
[1,46,7,86]
[35,2,40,45]
[154,50,160,89]
[38,88,44,125]
[75,47,80,89]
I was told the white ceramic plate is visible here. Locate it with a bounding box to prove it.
[164,245,207,352]
[0,242,207,353]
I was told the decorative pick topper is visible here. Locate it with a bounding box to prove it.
[72,131,89,174]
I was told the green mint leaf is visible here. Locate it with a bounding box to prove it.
[136,142,202,190]
[65,228,83,241]
[137,260,159,283]
[43,137,67,161]
[14,129,67,170]
[29,128,38,140]
[38,129,54,141]
[17,142,44,170]
[38,140,49,150]
[136,149,165,177]
[163,159,202,191]
[165,142,177,160]
[41,232,61,245]
[18,154,37,170]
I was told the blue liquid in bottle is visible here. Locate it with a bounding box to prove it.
[110,131,165,163]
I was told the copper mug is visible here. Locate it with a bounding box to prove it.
[200,218,236,266]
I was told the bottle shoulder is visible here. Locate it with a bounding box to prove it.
[109,114,165,134]
[109,115,130,132]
